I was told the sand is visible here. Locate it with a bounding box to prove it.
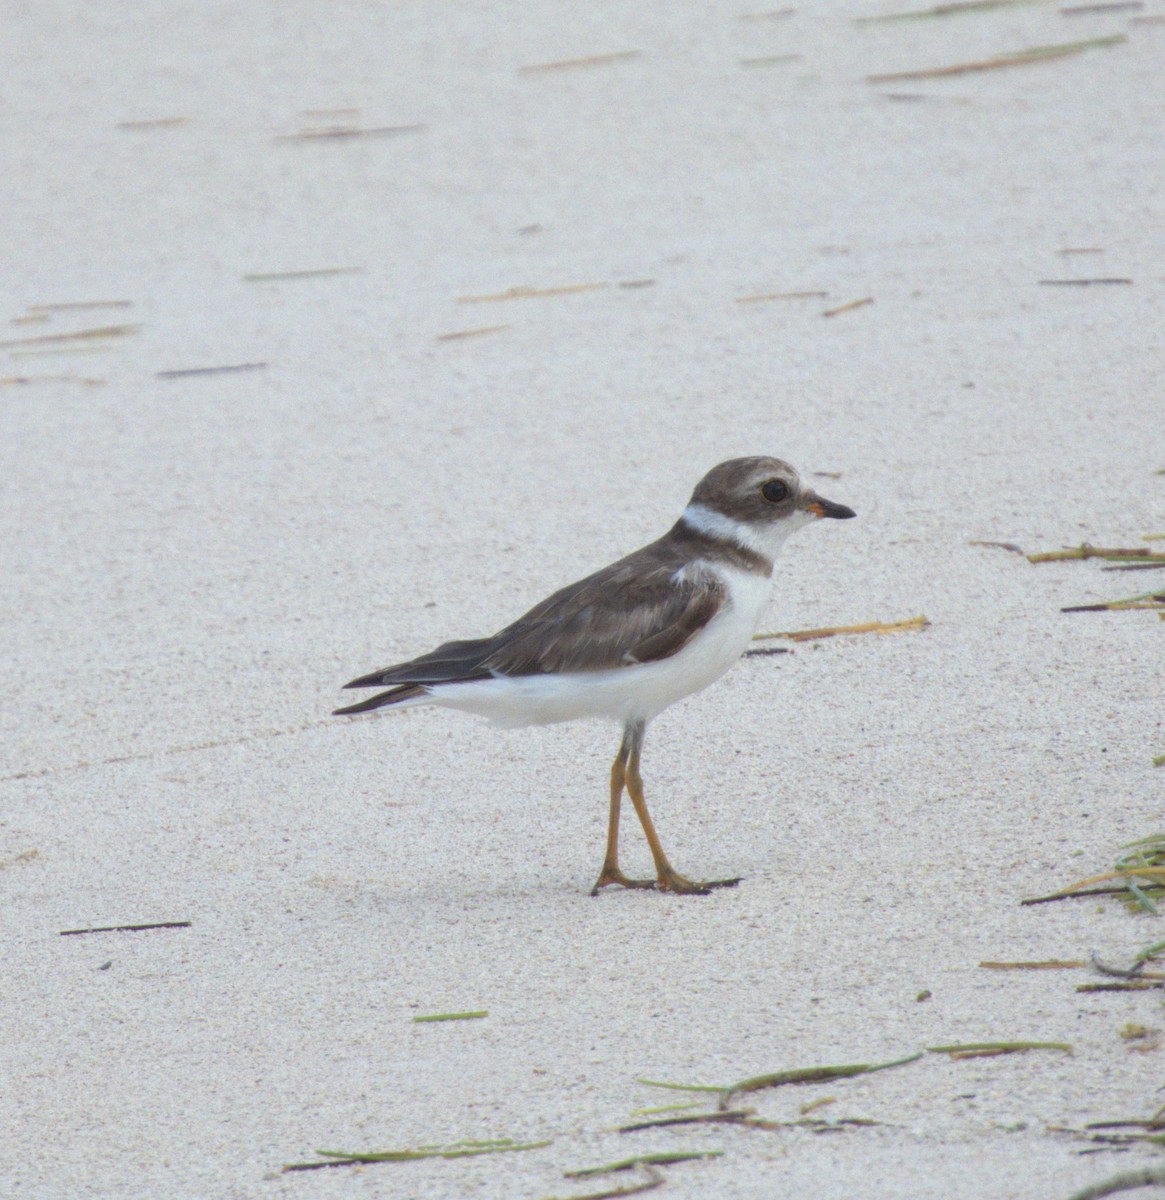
[2,3,1163,1197]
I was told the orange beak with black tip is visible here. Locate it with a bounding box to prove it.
[801,490,856,520]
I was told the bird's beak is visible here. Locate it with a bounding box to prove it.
[801,490,856,520]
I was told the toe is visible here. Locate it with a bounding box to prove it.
[656,871,711,896]
[591,866,657,894]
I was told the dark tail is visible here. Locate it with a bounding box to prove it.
[332,683,428,716]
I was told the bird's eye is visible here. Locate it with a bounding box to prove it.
[761,480,789,503]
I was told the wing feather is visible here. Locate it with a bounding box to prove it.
[484,561,724,675]
[340,542,726,689]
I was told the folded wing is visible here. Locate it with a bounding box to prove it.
[335,549,726,715]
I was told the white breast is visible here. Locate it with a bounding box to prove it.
[423,561,775,729]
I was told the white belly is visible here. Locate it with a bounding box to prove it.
[422,565,773,728]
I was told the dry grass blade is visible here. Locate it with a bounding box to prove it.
[1025,835,1165,913]
[1078,981,1163,992]
[60,921,191,936]
[1086,1118,1165,1132]
[1132,939,1165,965]
[457,283,608,303]
[27,300,133,312]
[634,1077,726,1093]
[435,325,511,343]
[1112,836,1165,912]
[1062,2,1143,14]
[1052,1123,1165,1147]
[244,267,362,282]
[0,323,140,348]
[1027,544,1156,563]
[1075,873,1165,892]
[1061,591,1165,613]
[857,0,1049,23]
[1038,277,1132,286]
[1050,868,1165,889]
[822,297,873,317]
[1089,951,1163,980]
[284,1137,550,1171]
[275,124,426,142]
[754,615,929,643]
[979,960,1086,970]
[739,55,801,66]
[566,1152,721,1179]
[1,374,104,387]
[719,1052,923,1109]
[549,1165,665,1200]
[928,1041,1072,1058]
[737,290,829,303]
[947,1049,1020,1060]
[619,1110,754,1133]
[1022,885,1149,906]
[117,116,189,130]
[519,50,641,73]
[412,1010,488,1022]
[156,362,267,379]
[11,346,114,358]
[867,33,1123,82]
[1065,1164,1165,1200]
[628,1102,707,1116]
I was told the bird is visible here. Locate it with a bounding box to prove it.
[334,456,855,895]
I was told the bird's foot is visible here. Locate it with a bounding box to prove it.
[655,867,743,896]
[590,862,657,896]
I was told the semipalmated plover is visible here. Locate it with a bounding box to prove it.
[335,457,855,895]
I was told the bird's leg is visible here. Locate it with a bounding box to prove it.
[624,728,742,897]
[590,725,656,895]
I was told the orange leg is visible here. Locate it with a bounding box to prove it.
[590,731,655,894]
[592,722,742,896]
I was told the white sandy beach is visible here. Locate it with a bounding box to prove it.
[2,3,1163,1197]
